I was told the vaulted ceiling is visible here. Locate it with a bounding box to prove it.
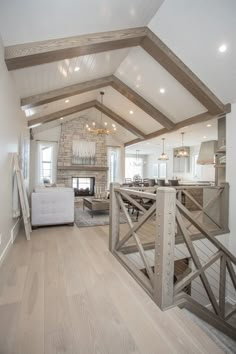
[0,0,235,145]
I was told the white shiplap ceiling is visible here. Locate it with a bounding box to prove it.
[115,47,207,122]
[149,0,236,104]
[0,0,163,45]
[0,0,235,144]
[11,49,130,97]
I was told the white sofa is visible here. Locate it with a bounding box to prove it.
[31,186,74,227]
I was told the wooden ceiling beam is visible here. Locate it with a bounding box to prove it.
[110,76,174,130]
[27,100,96,127]
[21,76,113,110]
[141,29,226,115]
[5,27,147,70]
[21,75,175,130]
[94,101,145,139]
[8,26,229,118]
[27,99,146,139]
[124,111,215,147]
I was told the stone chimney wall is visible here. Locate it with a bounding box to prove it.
[57,117,107,190]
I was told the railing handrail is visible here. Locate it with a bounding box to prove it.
[115,187,157,200]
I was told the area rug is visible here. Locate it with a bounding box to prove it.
[75,207,137,228]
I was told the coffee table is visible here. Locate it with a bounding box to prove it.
[83,197,110,218]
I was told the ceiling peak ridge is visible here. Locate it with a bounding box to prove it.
[22,74,175,130]
[27,98,146,140]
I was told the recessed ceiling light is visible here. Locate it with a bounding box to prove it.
[60,117,63,120]
[65,99,70,103]
[74,66,80,72]
[203,136,207,139]
[218,44,227,53]
[160,88,166,94]
[146,142,150,145]
[206,124,212,127]
[92,122,96,126]
[112,123,116,128]
[129,110,134,115]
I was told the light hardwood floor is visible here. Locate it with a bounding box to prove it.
[0,225,223,354]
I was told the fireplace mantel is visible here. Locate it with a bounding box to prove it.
[58,165,108,172]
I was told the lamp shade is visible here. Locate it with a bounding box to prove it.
[197,140,217,165]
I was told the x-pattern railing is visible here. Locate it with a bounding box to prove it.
[176,185,227,234]
[114,187,156,289]
[174,197,236,339]
[175,200,236,318]
[109,182,235,339]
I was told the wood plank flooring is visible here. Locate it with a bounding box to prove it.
[0,225,223,354]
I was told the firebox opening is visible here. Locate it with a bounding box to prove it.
[72,177,95,197]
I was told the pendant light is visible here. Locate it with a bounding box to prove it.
[176,132,189,158]
[86,92,117,135]
[158,138,169,160]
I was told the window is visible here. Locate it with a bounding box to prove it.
[192,154,202,179]
[159,162,167,179]
[38,142,56,184]
[153,163,158,178]
[107,147,121,186]
[125,156,143,179]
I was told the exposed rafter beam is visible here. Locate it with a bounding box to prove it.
[21,75,175,130]
[7,27,229,117]
[28,101,96,127]
[124,111,216,147]
[21,76,113,110]
[27,100,146,139]
[110,76,174,130]
[5,27,147,70]
[94,101,145,139]
[141,29,226,115]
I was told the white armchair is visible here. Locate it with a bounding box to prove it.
[31,187,74,227]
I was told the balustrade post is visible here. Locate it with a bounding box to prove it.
[109,183,120,252]
[153,187,176,310]
[220,182,229,231]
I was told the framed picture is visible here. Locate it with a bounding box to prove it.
[72,140,96,165]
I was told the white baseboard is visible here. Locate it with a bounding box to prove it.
[0,237,12,267]
[11,217,22,243]
[0,218,21,268]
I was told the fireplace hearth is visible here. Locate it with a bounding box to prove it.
[72,177,95,197]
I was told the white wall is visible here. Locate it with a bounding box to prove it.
[226,103,236,256]
[0,35,28,260]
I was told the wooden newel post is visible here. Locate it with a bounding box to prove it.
[109,183,120,252]
[153,187,176,310]
[220,182,229,231]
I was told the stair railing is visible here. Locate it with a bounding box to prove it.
[109,182,236,340]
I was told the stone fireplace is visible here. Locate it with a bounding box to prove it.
[57,117,108,192]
